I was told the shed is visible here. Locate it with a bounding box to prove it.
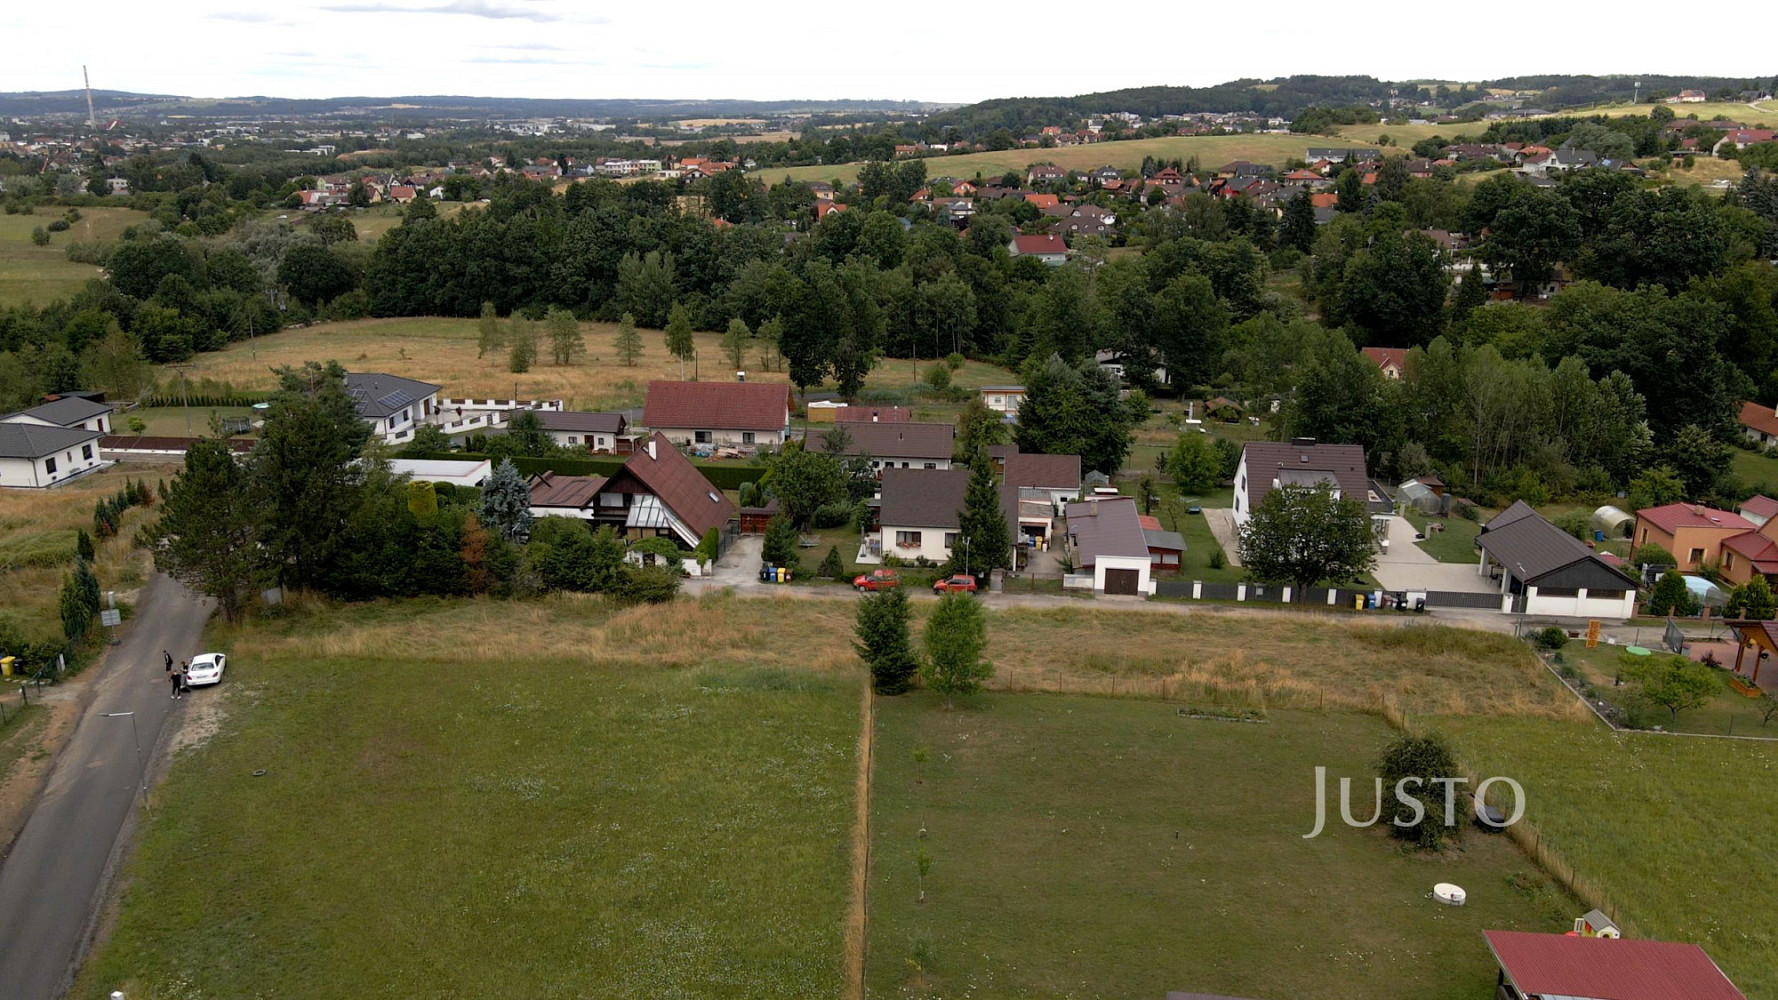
[739,499,779,534]
[1483,929,1745,1000]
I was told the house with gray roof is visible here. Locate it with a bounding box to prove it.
[0,422,106,488]
[1065,495,1154,595]
[345,372,442,445]
[1477,501,1638,618]
[817,421,955,471]
[2,395,113,435]
[537,411,630,453]
[1233,438,1385,527]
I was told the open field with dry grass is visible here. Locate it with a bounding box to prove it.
[0,463,175,643]
[760,134,1378,186]
[0,206,152,307]
[153,316,1022,408]
[1580,101,1776,127]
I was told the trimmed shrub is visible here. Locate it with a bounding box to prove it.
[1533,626,1569,651]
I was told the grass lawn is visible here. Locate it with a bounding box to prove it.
[1731,447,1778,493]
[116,406,255,438]
[1404,509,1485,564]
[77,600,862,1000]
[1553,642,1776,737]
[155,317,1022,410]
[1446,715,1778,998]
[762,134,1378,186]
[868,694,1576,1000]
[0,206,151,307]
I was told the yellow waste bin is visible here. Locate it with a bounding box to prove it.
[1353,594,1365,611]
[1,656,14,677]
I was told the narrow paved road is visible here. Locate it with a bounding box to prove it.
[0,573,212,1000]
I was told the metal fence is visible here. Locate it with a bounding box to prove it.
[1424,590,1503,610]
[1150,579,1508,616]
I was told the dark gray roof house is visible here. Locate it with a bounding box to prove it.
[344,372,440,419]
[2,396,112,430]
[0,422,103,459]
[1478,501,1638,592]
[538,411,627,435]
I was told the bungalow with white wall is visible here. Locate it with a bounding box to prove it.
[345,372,442,445]
[1,395,113,435]
[642,380,791,451]
[1477,501,1638,619]
[1065,495,1155,596]
[0,423,106,488]
[538,411,631,453]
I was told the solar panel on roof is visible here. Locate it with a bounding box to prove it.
[378,390,414,410]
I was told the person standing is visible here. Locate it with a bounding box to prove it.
[163,650,173,672]
[170,667,183,700]
[178,668,191,698]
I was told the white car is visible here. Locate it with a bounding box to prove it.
[186,653,226,687]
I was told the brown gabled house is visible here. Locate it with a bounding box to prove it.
[527,432,733,548]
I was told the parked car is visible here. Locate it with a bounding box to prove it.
[932,574,978,593]
[853,569,900,591]
[186,652,226,687]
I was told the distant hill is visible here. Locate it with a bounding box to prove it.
[0,91,945,120]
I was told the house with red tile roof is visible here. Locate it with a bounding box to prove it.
[1008,233,1068,265]
[642,380,791,450]
[1483,930,1745,1000]
[1738,400,1778,445]
[527,433,735,548]
[1633,503,1757,573]
[1023,193,1059,210]
[1360,346,1407,379]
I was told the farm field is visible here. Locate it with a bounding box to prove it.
[75,597,863,1000]
[1581,101,1777,127]
[151,316,1023,410]
[867,694,1577,1000]
[758,134,1378,186]
[0,206,151,307]
[1446,715,1778,998]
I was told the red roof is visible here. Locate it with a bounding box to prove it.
[1738,401,1778,439]
[1484,931,1745,1000]
[1361,346,1407,371]
[1010,234,1067,256]
[1023,193,1059,209]
[1740,494,1778,520]
[1637,503,1755,535]
[1310,193,1337,209]
[615,433,735,540]
[642,381,790,433]
[1721,530,1778,572]
[1283,169,1322,181]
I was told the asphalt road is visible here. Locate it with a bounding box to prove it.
[0,573,212,999]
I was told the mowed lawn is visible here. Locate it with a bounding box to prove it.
[868,695,1576,1000]
[1446,717,1778,998]
[0,206,151,307]
[78,602,862,1000]
[157,316,1022,407]
[762,134,1376,186]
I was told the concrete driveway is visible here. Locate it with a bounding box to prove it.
[1372,516,1497,594]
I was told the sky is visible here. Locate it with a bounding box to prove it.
[4,1,1776,105]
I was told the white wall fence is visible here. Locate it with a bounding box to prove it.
[438,397,565,412]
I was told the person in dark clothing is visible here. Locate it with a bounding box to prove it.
[170,668,183,699]
[163,650,173,672]
[178,669,191,697]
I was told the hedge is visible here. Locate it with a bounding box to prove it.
[140,391,273,408]
[402,451,767,492]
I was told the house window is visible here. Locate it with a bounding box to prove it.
[1638,528,1647,544]
[944,532,960,549]
[1725,552,1735,570]
[695,431,713,444]
[1589,589,1627,600]
[1689,548,1706,564]
[81,444,93,460]
[924,462,937,470]
[742,431,756,445]
[895,530,922,549]
[45,457,58,474]
[567,435,578,445]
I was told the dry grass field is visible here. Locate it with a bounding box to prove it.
[153,316,1022,408]
[759,134,1376,186]
[0,206,152,307]
[0,464,174,643]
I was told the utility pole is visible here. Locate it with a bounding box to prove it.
[104,711,149,816]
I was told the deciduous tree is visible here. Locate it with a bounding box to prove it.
[922,592,991,705]
[1237,483,1377,594]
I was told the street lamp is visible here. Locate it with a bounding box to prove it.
[103,711,149,816]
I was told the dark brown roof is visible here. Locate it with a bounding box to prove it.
[1068,495,1150,563]
[828,422,955,461]
[642,381,790,432]
[618,432,735,539]
[834,406,911,423]
[878,468,969,529]
[1005,451,1082,490]
[538,411,627,434]
[1240,441,1370,512]
[527,472,608,509]
[1479,502,1638,588]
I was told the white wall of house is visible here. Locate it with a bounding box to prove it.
[1232,454,1252,526]
[368,394,438,444]
[1090,554,1155,595]
[0,442,103,488]
[868,456,951,472]
[981,391,1025,415]
[1516,585,1636,620]
[881,524,959,564]
[546,429,620,451]
[654,426,786,449]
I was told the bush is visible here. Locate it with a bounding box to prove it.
[1453,500,1479,521]
[818,546,845,579]
[1551,511,1591,540]
[46,218,70,233]
[619,564,681,603]
[811,501,854,529]
[1631,545,1677,569]
[1209,549,1226,570]
[63,241,111,265]
[945,353,965,371]
[1532,626,1569,651]
[1376,733,1468,849]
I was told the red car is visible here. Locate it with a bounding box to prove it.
[932,574,978,593]
[853,569,900,591]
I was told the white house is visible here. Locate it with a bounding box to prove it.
[1,395,113,435]
[1477,501,1639,619]
[1008,233,1068,265]
[1065,495,1155,596]
[822,421,954,472]
[537,411,630,453]
[387,458,493,489]
[1003,448,1082,513]
[1232,439,1380,528]
[875,468,969,565]
[345,372,442,445]
[980,385,1027,416]
[0,423,106,488]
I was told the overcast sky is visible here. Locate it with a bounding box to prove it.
[5,1,1775,105]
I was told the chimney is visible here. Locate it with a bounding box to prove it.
[647,438,656,459]
[736,371,746,382]
[1290,437,1316,447]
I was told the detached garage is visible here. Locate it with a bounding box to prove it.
[1065,496,1155,597]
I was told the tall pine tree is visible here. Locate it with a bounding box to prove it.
[952,452,1011,576]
